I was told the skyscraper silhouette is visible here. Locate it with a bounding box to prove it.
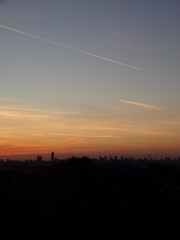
[51,152,54,161]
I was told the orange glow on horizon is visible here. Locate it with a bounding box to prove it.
[1,140,180,160]
[1,103,180,159]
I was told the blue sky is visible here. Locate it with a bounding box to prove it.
[0,0,180,158]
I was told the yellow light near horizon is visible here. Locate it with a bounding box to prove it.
[0,104,180,158]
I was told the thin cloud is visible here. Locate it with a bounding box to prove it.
[142,131,178,136]
[119,99,162,110]
[0,106,54,120]
[0,24,143,71]
[0,97,14,102]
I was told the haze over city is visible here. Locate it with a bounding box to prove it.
[0,0,180,159]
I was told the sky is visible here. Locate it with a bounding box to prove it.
[0,0,180,159]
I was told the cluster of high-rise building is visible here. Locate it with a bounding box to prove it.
[36,152,55,162]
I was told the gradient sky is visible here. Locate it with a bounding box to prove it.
[0,0,180,159]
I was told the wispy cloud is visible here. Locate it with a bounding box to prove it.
[0,24,143,71]
[119,99,162,110]
[142,131,178,136]
[0,97,14,102]
[0,107,52,120]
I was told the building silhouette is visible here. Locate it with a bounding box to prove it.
[51,152,55,161]
[37,155,42,162]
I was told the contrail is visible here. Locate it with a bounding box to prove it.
[119,99,162,110]
[0,24,143,71]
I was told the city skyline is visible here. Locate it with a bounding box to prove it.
[0,0,180,159]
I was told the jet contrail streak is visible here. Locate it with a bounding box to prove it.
[0,24,143,71]
[119,99,162,110]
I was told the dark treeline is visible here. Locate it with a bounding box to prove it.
[0,157,180,239]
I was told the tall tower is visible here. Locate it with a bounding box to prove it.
[51,152,54,161]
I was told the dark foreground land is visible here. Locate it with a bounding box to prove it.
[1,157,180,239]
